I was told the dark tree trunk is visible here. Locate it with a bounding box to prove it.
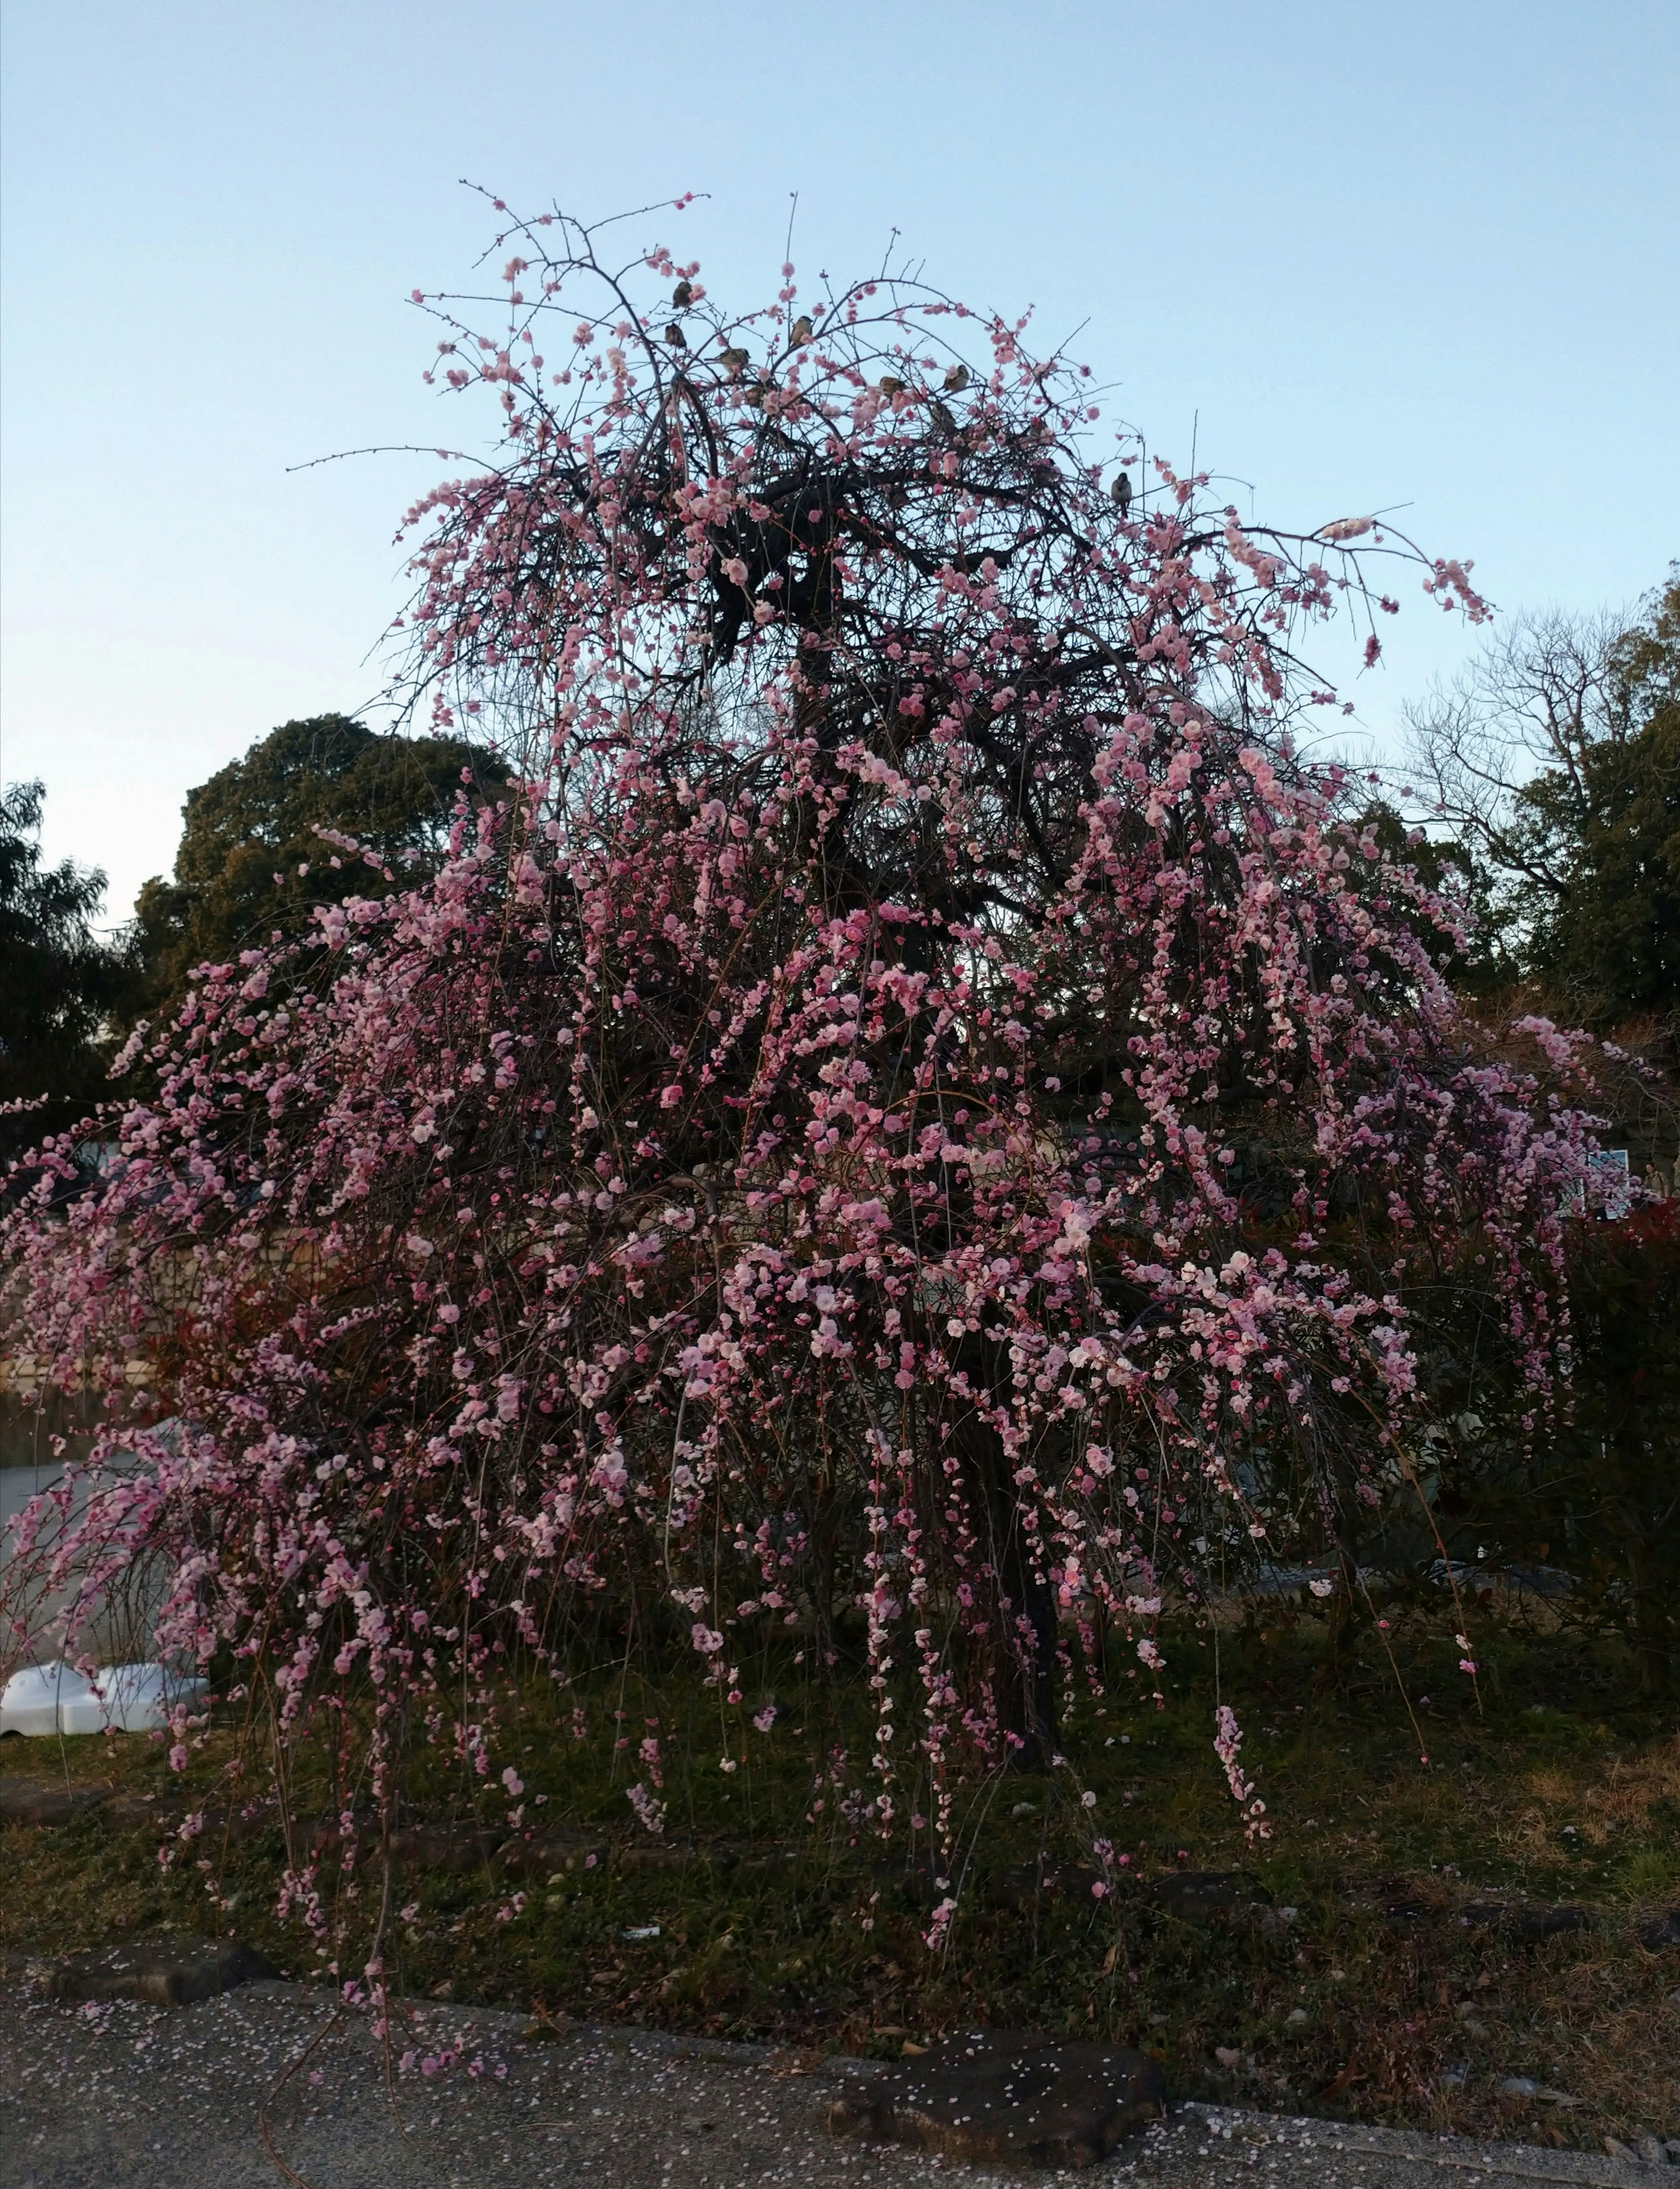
[1624,1487,1675,1696]
[950,1337,1059,1765]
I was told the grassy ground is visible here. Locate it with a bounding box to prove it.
[4,1607,1676,2149]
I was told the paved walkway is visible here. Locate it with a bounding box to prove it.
[0,1978,1653,2189]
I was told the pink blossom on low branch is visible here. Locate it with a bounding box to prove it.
[1,200,1597,1942]
[1214,1702,1269,1844]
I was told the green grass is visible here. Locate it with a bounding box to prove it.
[4,1607,1677,2148]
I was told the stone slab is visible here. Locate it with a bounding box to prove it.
[986,1854,1106,1909]
[616,1838,738,1873]
[1148,1869,1272,1919]
[493,1830,608,1879]
[387,1821,506,1872]
[49,1936,279,2008]
[98,1792,184,1833]
[0,1778,112,1826]
[1502,1905,1599,1941]
[828,2026,1167,2166]
[1383,1896,1601,1940]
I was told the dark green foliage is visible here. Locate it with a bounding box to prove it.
[1353,800,1511,994]
[1403,570,1679,1033]
[1495,1206,1680,1693]
[1399,575,1680,1676]
[1521,585,1680,1025]
[0,781,126,1167]
[1556,1204,1680,1692]
[124,715,508,1027]
[1407,1203,1680,1696]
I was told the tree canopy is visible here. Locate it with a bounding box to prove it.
[125,713,507,1026]
[1522,581,1679,1024]
[1,207,1602,1921]
[1405,573,1680,1033]
[1399,576,1678,1688]
[0,780,125,1168]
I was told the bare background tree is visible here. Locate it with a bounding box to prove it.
[1400,572,1679,1045]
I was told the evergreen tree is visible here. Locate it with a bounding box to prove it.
[0,781,123,1169]
[126,715,507,1026]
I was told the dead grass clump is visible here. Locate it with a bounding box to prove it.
[1589,1735,1680,1827]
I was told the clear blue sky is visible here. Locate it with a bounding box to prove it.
[3,0,1676,926]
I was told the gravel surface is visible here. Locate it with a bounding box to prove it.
[0,1976,1654,2189]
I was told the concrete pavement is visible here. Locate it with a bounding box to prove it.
[0,1977,1656,2189]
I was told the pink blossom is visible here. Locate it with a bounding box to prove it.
[0,206,1587,1968]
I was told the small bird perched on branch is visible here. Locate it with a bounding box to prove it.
[718,346,749,375]
[878,375,905,396]
[789,315,813,347]
[663,323,687,349]
[672,280,693,308]
[1111,470,1133,517]
[944,363,970,393]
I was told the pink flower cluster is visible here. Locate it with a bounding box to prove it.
[0,203,1594,1937]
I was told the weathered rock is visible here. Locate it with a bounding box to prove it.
[0,1779,112,1827]
[1505,1903,1596,1941]
[1378,1898,1439,1925]
[100,1793,183,1834]
[1637,1906,1680,1950]
[495,1831,606,1879]
[50,1936,279,2008]
[730,1841,802,1880]
[388,1821,505,1872]
[103,1793,276,1842]
[1460,1902,1507,1927]
[1496,2077,1580,2106]
[868,1853,953,1909]
[1360,1884,1597,1940]
[1147,1870,1270,1920]
[986,1856,1104,1911]
[304,1817,612,1876]
[210,1801,282,1845]
[618,1839,738,1874]
[1343,1873,1445,1925]
[1346,1871,1413,1900]
[828,2028,1165,2168]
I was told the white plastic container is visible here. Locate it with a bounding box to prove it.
[0,1660,95,1736]
[60,1661,207,1734]
[0,1657,207,1736]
